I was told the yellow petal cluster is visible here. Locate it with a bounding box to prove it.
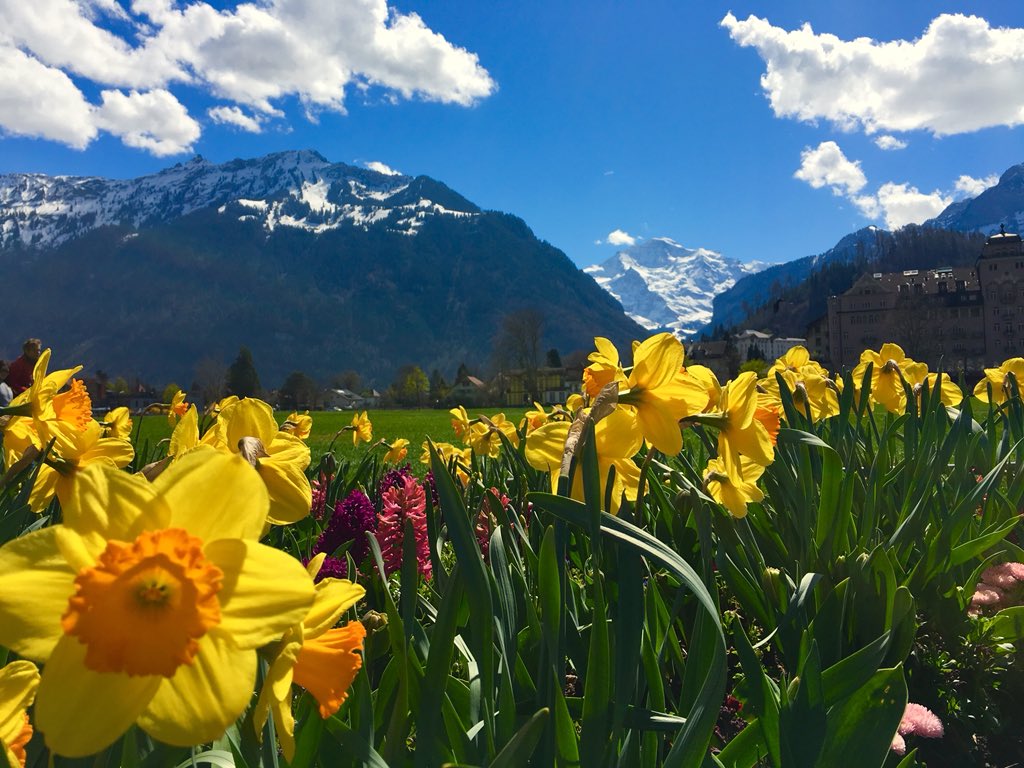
[974,358,1024,404]
[201,398,312,525]
[0,661,39,768]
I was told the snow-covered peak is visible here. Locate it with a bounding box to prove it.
[585,238,765,337]
[0,150,479,248]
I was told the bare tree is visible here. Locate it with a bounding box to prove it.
[493,308,544,402]
[194,357,227,405]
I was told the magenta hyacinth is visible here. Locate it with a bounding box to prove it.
[309,488,377,581]
[377,475,431,579]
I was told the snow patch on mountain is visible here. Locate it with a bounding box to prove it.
[0,150,479,249]
[585,237,765,337]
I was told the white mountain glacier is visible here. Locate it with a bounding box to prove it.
[0,149,478,249]
[584,237,765,337]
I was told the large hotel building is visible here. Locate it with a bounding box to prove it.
[826,227,1024,371]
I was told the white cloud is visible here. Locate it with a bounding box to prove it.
[874,182,952,229]
[94,89,200,156]
[364,160,402,176]
[0,45,96,147]
[208,105,263,132]
[605,229,636,247]
[721,12,1024,136]
[793,141,963,228]
[874,135,908,151]
[794,141,867,196]
[0,0,496,155]
[953,173,999,198]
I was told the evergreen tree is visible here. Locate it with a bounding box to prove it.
[226,347,261,398]
[545,348,562,368]
[279,371,318,409]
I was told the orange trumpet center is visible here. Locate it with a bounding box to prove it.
[61,528,223,677]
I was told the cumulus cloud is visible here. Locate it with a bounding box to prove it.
[0,0,496,155]
[874,183,953,229]
[874,135,908,151]
[93,89,201,155]
[0,44,96,147]
[793,140,971,228]
[794,141,867,196]
[364,160,402,176]
[721,12,1024,136]
[954,173,999,198]
[208,105,263,132]
[604,229,636,247]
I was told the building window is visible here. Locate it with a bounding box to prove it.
[938,281,948,293]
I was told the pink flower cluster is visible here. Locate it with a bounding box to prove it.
[311,471,330,520]
[891,702,944,755]
[969,562,1024,616]
[475,487,510,561]
[377,475,431,580]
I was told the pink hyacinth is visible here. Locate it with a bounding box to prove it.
[891,702,944,755]
[969,561,1024,616]
[311,471,330,520]
[376,475,431,580]
[475,487,511,561]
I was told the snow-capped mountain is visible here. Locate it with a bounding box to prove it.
[0,149,478,249]
[927,162,1024,235]
[584,237,765,337]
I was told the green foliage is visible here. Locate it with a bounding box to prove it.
[161,382,181,403]
[226,346,261,398]
[280,370,319,410]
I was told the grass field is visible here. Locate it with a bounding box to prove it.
[135,406,531,466]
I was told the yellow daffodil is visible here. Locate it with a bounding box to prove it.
[759,368,839,422]
[973,358,1024,405]
[384,438,410,464]
[523,401,549,433]
[254,554,366,761]
[449,405,472,440]
[903,363,963,408]
[582,337,627,399]
[852,343,915,414]
[615,333,710,455]
[422,441,472,485]
[770,345,829,379]
[27,420,134,512]
[565,393,585,413]
[167,390,188,426]
[467,414,519,458]
[0,452,315,757]
[704,455,766,518]
[281,411,312,440]
[102,407,133,440]
[350,411,372,447]
[525,407,643,514]
[202,399,312,525]
[699,371,775,479]
[0,661,39,768]
[8,349,82,425]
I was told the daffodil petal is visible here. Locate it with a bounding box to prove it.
[0,528,76,661]
[635,398,683,455]
[60,463,168,557]
[157,450,269,541]
[303,580,366,639]
[35,636,160,757]
[258,456,312,526]
[524,422,569,472]
[220,398,278,447]
[0,661,38,732]
[204,540,314,649]
[630,333,683,391]
[138,631,255,747]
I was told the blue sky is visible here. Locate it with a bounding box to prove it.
[2,1,1024,267]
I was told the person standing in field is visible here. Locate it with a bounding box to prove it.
[0,360,12,407]
[6,338,40,395]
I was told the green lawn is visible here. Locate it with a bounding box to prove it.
[135,406,531,466]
